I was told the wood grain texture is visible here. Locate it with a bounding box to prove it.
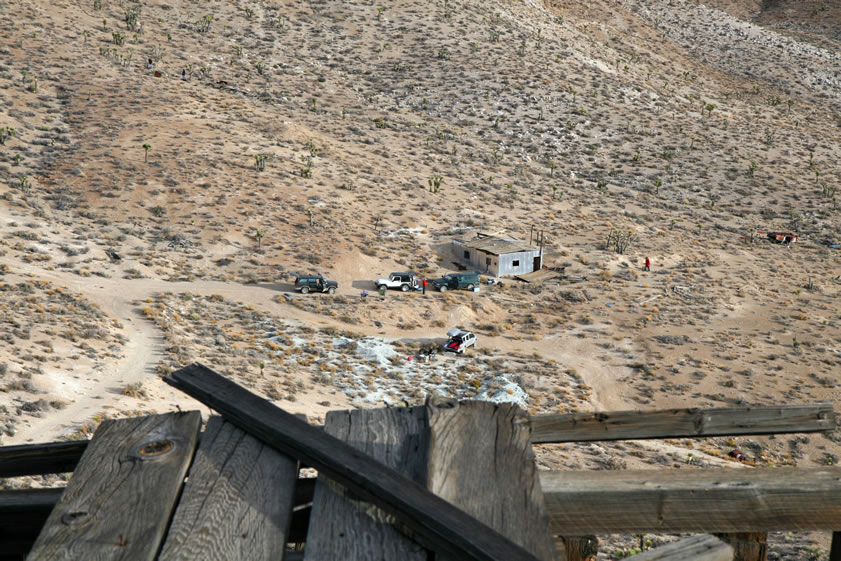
[304,407,428,561]
[427,398,558,561]
[625,535,733,561]
[713,533,767,561]
[158,416,298,561]
[26,411,201,561]
[558,536,598,561]
[530,404,836,443]
[541,467,841,533]
[167,363,544,561]
[0,441,87,478]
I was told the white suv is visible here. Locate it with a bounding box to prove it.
[443,329,477,354]
[375,272,420,292]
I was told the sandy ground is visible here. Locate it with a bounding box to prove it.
[0,0,840,557]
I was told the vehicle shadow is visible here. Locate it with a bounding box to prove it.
[352,280,378,290]
[247,282,296,293]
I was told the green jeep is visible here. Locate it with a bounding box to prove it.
[431,271,481,292]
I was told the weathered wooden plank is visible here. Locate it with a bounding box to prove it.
[166,363,544,561]
[427,399,558,561]
[0,440,87,477]
[26,411,202,561]
[626,535,733,561]
[158,416,298,561]
[540,467,841,534]
[304,407,429,561]
[530,403,836,443]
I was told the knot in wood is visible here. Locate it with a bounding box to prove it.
[61,510,88,526]
[137,439,174,458]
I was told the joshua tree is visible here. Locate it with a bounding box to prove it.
[254,153,269,171]
[0,127,17,145]
[196,14,213,33]
[428,175,443,193]
[124,7,141,32]
[254,228,265,249]
[142,143,151,162]
[605,229,636,254]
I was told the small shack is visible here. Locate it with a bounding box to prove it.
[453,233,542,277]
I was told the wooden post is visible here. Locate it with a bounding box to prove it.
[713,533,767,561]
[425,398,558,561]
[830,531,841,561]
[305,407,429,561]
[26,411,202,561]
[158,416,299,561]
[305,400,558,560]
[557,536,598,561]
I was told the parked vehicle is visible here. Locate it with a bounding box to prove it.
[444,329,477,354]
[294,274,338,294]
[431,271,481,292]
[375,271,420,292]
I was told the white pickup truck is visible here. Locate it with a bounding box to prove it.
[375,272,420,292]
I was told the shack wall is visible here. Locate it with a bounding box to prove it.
[497,250,541,277]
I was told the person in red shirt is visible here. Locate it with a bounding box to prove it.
[644,257,651,271]
[422,278,427,295]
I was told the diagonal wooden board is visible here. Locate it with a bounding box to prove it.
[157,416,299,561]
[166,363,546,561]
[26,411,201,561]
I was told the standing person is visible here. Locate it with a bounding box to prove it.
[644,257,651,271]
[422,278,427,295]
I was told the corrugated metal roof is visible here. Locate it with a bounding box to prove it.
[460,236,538,255]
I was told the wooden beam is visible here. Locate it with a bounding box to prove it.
[0,488,64,557]
[158,416,299,561]
[26,411,202,561]
[540,467,841,534]
[530,403,836,443]
[0,440,87,477]
[166,363,544,561]
[626,535,733,561]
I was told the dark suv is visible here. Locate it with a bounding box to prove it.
[294,274,338,294]
[431,271,480,292]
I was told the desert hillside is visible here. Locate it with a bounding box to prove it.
[0,0,840,557]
